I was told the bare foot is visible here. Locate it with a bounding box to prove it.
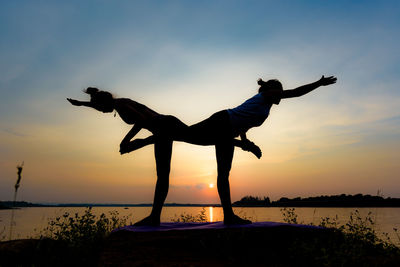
[120,139,145,155]
[242,141,262,159]
[134,215,160,226]
[224,214,252,225]
[248,144,262,159]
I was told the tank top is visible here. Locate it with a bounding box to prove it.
[227,93,272,136]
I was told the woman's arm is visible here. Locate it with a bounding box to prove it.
[119,124,148,154]
[120,136,155,155]
[67,98,95,108]
[120,124,142,145]
[281,75,337,99]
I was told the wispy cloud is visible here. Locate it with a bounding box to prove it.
[2,128,28,137]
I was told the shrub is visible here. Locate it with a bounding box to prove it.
[280,207,400,265]
[280,207,300,224]
[40,207,132,248]
[172,208,207,223]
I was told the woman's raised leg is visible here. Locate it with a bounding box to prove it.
[134,138,173,226]
[119,113,262,158]
[121,135,262,159]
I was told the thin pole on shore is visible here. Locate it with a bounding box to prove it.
[9,162,24,241]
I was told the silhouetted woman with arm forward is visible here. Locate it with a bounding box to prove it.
[68,75,336,226]
[67,88,262,226]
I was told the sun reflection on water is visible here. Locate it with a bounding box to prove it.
[209,206,213,222]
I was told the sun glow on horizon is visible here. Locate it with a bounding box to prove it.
[209,183,214,189]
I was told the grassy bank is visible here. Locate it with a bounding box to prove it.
[1,208,399,266]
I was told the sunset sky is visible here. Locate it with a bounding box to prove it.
[1,1,399,204]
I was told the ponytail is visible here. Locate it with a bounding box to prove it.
[84,87,99,95]
[257,78,283,93]
[257,79,268,87]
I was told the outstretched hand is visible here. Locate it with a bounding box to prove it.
[318,75,337,86]
[67,98,82,106]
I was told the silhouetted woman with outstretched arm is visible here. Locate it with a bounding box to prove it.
[68,75,336,226]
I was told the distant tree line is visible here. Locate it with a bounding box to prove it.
[232,196,271,207]
[0,201,43,209]
[233,194,400,207]
[2,194,400,209]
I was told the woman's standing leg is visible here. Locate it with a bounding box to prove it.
[134,137,173,226]
[215,140,235,219]
[152,138,173,219]
[216,140,252,225]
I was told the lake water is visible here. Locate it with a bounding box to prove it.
[1,207,399,245]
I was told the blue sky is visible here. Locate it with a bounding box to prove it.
[1,1,399,203]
